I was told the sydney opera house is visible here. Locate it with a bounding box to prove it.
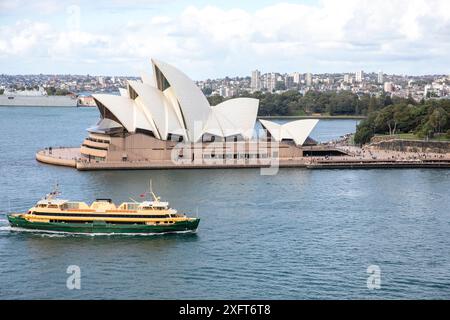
[37,59,346,170]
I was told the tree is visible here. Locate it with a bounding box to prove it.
[275,81,286,91]
[207,95,224,106]
[202,87,212,96]
[383,95,393,107]
[368,96,377,114]
[354,98,450,144]
[354,124,373,145]
[428,107,448,133]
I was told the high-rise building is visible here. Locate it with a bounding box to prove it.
[305,73,312,87]
[344,74,352,83]
[251,70,261,91]
[292,72,301,84]
[377,71,384,84]
[218,87,226,97]
[284,75,294,89]
[324,77,334,85]
[268,73,277,92]
[355,70,364,82]
[384,82,394,93]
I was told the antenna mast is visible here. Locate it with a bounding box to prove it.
[149,179,159,202]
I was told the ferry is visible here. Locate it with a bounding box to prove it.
[7,185,200,234]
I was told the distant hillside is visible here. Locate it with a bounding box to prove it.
[207,90,416,117]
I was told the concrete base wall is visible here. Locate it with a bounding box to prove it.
[82,132,305,162]
[36,150,77,167]
[370,139,450,154]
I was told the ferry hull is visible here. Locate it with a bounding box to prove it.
[7,215,200,234]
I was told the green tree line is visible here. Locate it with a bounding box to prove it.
[206,89,449,145]
[354,99,450,144]
[207,90,412,117]
[44,87,71,96]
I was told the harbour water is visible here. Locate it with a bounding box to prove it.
[0,107,449,299]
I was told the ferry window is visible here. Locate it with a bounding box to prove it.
[67,202,80,209]
[48,205,58,209]
[127,203,138,210]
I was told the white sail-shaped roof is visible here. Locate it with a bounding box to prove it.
[203,111,224,137]
[134,99,158,134]
[128,80,185,140]
[93,94,135,132]
[93,94,158,134]
[210,98,259,139]
[259,119,319,146]
[151,58,210,142]
[283,119,319,145]
[162,86,188,139]
[92,58,265,143]
[96,118,122,130]
[87,118,123,133]
[118,88,128,97]
[259,119,283,141]
[140,71,156,87]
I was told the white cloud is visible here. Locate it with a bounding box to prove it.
[1,0,449,76]
[0,0,64,14]
[0,20,51,56]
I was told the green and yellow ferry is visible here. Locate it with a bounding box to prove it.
[7,185,200,234]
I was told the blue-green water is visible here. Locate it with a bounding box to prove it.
[0,107,449,299]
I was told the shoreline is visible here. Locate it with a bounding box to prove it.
[36,147,450,171]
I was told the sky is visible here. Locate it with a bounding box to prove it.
[0,0,449,79]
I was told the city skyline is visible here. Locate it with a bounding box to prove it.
[1,69,448,79]
[1,0,450,78]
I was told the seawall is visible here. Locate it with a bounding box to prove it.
[35,149,78,167]
[370,138,450,154]
[35,147,450,170]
